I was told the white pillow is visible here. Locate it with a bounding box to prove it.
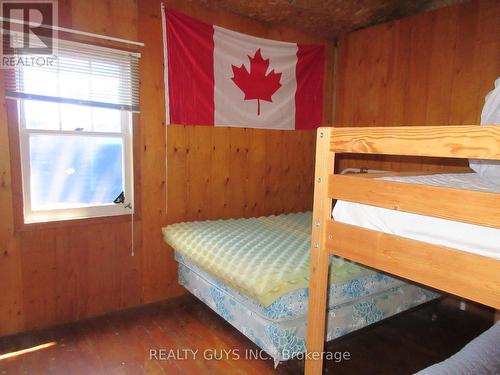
[469,77,500,185]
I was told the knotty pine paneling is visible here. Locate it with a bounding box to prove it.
[0,71,23,335]
[0,0,331,337]
[167,125,315,224]
[138,0,181,305]
[335,0,500,172]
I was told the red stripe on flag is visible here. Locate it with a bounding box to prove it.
[295,44,325,130]
[165,10,215,125]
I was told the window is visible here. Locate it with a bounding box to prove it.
[18,100,133,222]
[6,39,140,223]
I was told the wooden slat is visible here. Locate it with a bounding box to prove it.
[0,78,23,336]
[326,220,500,310]
[330,125,500,160]
[329,174,500,228]
[449,1,481,125]
[425,6,459,125]
[139,0,179,304]
[305,128,335,375]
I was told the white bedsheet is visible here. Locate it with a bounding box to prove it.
[332,173,500,259]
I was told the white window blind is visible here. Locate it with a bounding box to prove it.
[4,37,140,112]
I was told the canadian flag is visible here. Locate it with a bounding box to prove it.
[163,9,325,130]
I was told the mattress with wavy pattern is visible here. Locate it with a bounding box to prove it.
[162,212,373,306]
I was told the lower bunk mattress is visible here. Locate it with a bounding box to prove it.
[176,253,439,363]
[164,212,440,363]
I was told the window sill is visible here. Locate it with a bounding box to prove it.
[16,213,138,233]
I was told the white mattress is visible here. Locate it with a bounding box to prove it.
[332,173,500,259]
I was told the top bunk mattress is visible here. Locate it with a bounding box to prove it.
[163,212,375,306]
[333,173,500,259]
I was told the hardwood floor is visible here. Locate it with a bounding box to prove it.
[0,295,493,375]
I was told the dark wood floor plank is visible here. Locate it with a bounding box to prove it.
[0,295,494,375]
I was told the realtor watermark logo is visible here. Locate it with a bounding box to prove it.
[0,0,57,68]
[149,348,352,363]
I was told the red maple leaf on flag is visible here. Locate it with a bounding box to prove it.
[231,49,282,116]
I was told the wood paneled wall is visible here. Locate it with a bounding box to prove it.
[0,0,331,337]
[0,0,145,338]
[335,0,500,172]
[167,125,315,224]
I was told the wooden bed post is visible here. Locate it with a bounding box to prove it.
[305,127,334,375]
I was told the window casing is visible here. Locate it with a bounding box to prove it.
[5,37,139,223]
[18,100,134,223]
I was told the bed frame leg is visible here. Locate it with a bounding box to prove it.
[305,128,334,375]
[495,310,500,323]
[305,245,330,375]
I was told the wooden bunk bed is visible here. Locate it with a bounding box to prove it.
[305,125,500,375]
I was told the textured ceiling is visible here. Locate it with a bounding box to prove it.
[190,0,469,39]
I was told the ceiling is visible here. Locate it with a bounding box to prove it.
[190,0,469,39]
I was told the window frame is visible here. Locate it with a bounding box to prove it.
[17,99,134,224]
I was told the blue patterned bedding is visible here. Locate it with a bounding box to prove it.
[178,257,440,363]
[176,253,406,322]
